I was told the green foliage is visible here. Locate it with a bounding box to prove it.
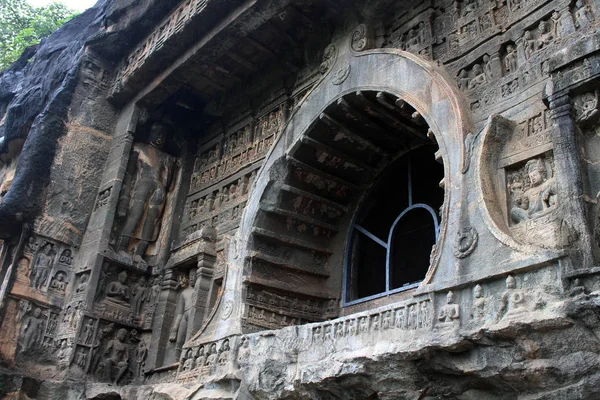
[0,0,79,70]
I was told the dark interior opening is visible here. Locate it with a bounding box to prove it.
[349,145,444,302]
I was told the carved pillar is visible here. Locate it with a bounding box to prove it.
[548,93,594,268]
[147,268,179,370]
[190,227,217,335]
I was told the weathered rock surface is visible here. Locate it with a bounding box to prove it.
[3,0,600,398]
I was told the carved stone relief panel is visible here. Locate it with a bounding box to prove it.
[432,0,503,62]
[575,89,600,257]
[13,237,75,302]
[451,2,594,114]
[388,11,435,60]
[93,262,154,328]
[112,0,209,94]
[182,169,257,238]
[242,286,335,332]
[479,113,577,249]
[177,337,235,384]
[189,104,285,196]
[111,122,180,265]
[77,321,148,385]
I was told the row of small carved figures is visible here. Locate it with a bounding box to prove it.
[194,124,283,172]
[193,132,276,171]
[310,278,552,345]
[312,301,433,342]
[117,0,209,81]
[182,204,245,236]
[178,339,231,373]
[247,293,334,316]
[457,6,594,91]
[190,159,259,191]
[188,178,252,220]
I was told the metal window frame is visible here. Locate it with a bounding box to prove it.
[342,158,440,306]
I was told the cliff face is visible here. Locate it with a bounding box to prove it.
[4,0,600,398]
[0,0,181,239]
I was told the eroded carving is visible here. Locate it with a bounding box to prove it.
[170,269,197,360]
[115,122,177,263]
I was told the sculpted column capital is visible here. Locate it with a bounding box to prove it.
[547,93,573,120]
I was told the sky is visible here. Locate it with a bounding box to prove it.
[26,0,97,12]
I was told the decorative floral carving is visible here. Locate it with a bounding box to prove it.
[351,24,370,52]
[454,227,478,258]
[332,63,351,85]
[319,44,337,75]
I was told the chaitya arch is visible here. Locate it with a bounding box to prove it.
[230,41,473,332]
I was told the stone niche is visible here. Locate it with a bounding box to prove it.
[478,112,577,250]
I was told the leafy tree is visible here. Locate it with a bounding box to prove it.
[0,0,79,70]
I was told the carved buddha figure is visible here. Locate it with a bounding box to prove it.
[420,302,430,328]
[497,275,527,320]
[50,272,67,292]
[169,269,197,360]
[130,276,148,315]
[135,340,148,378]
[106,271,131,306]
[468,64,486,89]
[504,45,518,73]
[33,243,54,289]
[405,28,420,50]
[510,158,557,224]
[182,348,194,371]
[75,348,87,367]
[195,345,206,369]
[218,339,230,365]
[536,21,554,50]
[116,122,176,262]
[76,273,89,294]
[57,340,69,362]
[523,31,535,59]
[83,319,94,345]
[471,284,488,322]
[21,307,45,352]
[205,343,218,367]
[103,328,130,384]
[438,291,460,324]
[395,308,405,328]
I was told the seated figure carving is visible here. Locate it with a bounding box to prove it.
[510,158,557,224]
[105,271,131,306]
[496,275,545,322]
[50,272,67,292]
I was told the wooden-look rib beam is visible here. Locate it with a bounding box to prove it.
[355,91,427,139]
[336,98,398,138]
[300,136,376,174]
[226,52,258,71]
[286,155,361,190]
[319,113,387,156]
[247,37,277,59]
